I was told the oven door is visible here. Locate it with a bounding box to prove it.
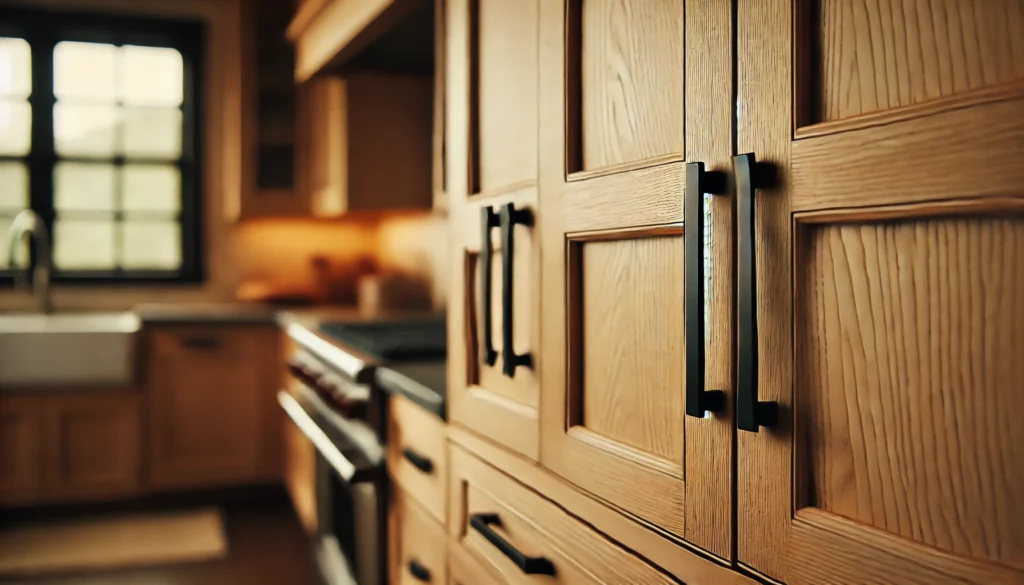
[279,389,386,585]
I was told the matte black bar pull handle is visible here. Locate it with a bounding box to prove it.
[470,513,555,575]
[408,559,431,582]
[735,153,778,432]
[684,162,726,417]
[480,206,500,366]
[401,448,434,474]
[498,203,533,378]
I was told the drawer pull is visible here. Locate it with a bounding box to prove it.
[408,559,431,582]
[735,153,779,432]
[401,448,434,474]
[498,203,534,378]
[180,336,221,350]
[470,513,555,575]
[684,162,727,417]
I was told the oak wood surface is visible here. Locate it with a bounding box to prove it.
[579,235,683,464]
[449,535,508,585]
[446,0,541,460]
[0,396,44,506]
[798,216,1024,568]
[579,0,683,170]
[148,325,281,490]
[449,426,759,585]
[539,0,735,558]
[813,0,1024,123]
[45,393,142,502]
[387,394,448,525]
[448,442,679,585]
[389,487,448,585]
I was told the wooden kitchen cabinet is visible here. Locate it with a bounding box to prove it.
[537,0,735,558]
[0,396,44,506]
[445,0,541,461]
[147,325,282,490]
[736,2,1024,584]
[389,488,448,585]
[295,74,433,217]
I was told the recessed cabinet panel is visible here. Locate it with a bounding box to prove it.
[796,215,1024,569]
[576,0,684,172]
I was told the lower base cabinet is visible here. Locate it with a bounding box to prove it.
[0,392,141,507]
[389,487,448,585]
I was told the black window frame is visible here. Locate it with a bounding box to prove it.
[0,5,205,285]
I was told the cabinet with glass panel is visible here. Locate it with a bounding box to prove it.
[0,10,202,282]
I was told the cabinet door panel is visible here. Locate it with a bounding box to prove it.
[539,0,735,557]
[447,0,540,459]
[738,1,1024,582]
[0,397,44,506]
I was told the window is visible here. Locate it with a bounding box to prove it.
[0,8,203,283]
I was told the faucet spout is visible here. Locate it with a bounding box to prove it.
[6,210,53,314]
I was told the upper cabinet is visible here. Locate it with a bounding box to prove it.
[446,0,541,460]
[537,0,735,559]
[737,1,1024,584]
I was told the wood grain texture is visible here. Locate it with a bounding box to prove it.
[387,394,448,525]
[791,97,1024,213]
[448,443,679,585]
[0,396,44,506]
[736,0,793,578]
[682,0,735,560]
[450,426,759,585]
[46,393,141,502]
[799,217,1024,569]
[390,488,448,585]
[449,535,509,585]
[475,0,538,193]
[580,0,683,170]
[815,0,1024,123]
[579,236,683,463]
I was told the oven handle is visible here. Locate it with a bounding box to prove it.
[279,390,359,481]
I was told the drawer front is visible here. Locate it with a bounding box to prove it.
[150,325,274,358]
[391,488,448,585]
[388,394,447,524]
[448,443,675,585]
[449,536,507,585]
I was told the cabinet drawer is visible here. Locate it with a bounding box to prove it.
[387,394,447,524]
[449,536,507,585]
[390,488,448,585]
[449,444,674,585]
[150,325,274,358]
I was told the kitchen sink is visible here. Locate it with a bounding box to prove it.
[0,312,141,388]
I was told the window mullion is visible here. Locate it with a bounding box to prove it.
[27,33,56,245]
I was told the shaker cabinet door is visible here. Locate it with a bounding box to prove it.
[737,1,1024,583]
[446,0,541,459]
[537,0,736,558]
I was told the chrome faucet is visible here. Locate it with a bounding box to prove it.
[6,210,53,314]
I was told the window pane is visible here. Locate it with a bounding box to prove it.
[123,164,180,212]
[54,162,116,211]
[54,219,115,269]
[0,100,30,155]
[0,162,28,209]
[54,42,116,102]
[54,103,119,156]
[121,221,180,269]
[120,46,183,106]
[0,38,31,98]
[122,107,181,158]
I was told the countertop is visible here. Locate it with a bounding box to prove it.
[375,362,446,420]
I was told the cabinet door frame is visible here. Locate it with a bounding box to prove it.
[446,0,541,460]
[538,0,735,558]
[737,1,1024,583]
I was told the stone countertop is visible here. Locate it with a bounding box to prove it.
[375,362,446,420]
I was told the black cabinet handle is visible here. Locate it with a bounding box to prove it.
[498,203,533,378]
[180,336,221,350]
[480,206,500,366]
[734,153,778,432]
[684,162,726,417]
[470,513,555,575]
[408,559,431,582]
[401,448,434,474]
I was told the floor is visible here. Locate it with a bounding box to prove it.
[1,495,314,585]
